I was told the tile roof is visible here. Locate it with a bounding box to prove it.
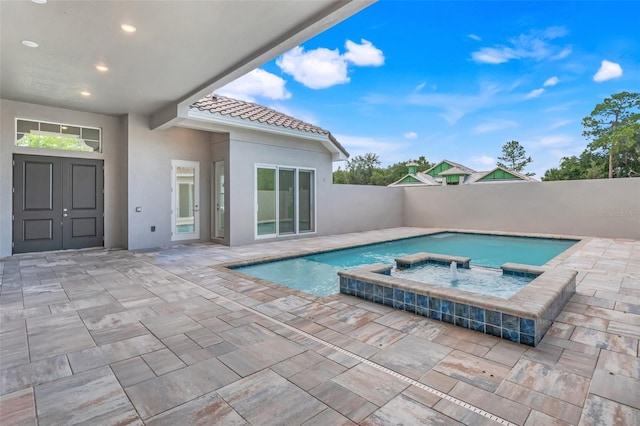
[190,94,349,157]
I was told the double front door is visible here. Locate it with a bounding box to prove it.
[13,155,104,254]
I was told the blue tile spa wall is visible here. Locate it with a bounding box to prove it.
[340,276,540,346]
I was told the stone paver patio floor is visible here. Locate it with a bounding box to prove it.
[1,227,638,425]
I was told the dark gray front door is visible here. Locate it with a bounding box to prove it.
[13,155,104,254]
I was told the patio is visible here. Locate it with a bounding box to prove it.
[1,227,638,425]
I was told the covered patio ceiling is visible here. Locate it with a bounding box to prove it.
[0,0,373,129]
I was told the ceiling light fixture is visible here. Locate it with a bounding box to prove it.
[21,40,38,48]
[80,91,91,96]
[120,24,136,33]
[31,0,47,4]
[95,64,109,72]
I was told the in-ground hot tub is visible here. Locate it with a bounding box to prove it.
[338,252,577,346]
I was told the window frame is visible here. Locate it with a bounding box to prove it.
[15,118,102,153]
[254,163,316,240]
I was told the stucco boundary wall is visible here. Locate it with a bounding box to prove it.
[403,178,640,240]
[320,184,404,236]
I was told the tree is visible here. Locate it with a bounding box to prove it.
[332,167,349,184]
[582,91,640,178]
[542,150,608,181]
[496,140,534,175]
[332,154,433,186]
[16,134,95,152]
[370,155,432,186]
[343,153,381,185]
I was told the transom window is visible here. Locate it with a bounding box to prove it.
[16,118,102,153]
[256,165,315,238]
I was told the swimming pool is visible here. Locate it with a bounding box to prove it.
[233,232,577,297]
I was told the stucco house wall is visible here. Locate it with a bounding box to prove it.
[0,99,126,258]
[126,114,212,250]
[226,127,334,246]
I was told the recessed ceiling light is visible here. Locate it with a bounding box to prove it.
[31,0,47,4]
[120,24,136,33]
[21,40,38,48]
[95,64,109,72]
[80,91,91,96]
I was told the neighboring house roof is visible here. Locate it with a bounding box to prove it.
[388,161,537,187]
[190,94,349,159]
[389,172,439,186]
[468,166,537,183]
[424,159,476,176]
[438,166,472,176]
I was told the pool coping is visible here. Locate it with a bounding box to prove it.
[337,254,577,346]
[219,229,587,270]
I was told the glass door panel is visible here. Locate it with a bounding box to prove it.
[257,167,276,236]
[278,169,295,234]
[171,160,199,241]
[298,170,314,232]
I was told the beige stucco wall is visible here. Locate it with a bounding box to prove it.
[210,132,230,245]
[404,179,640,239]
[322,184,405,235]
[227,127,334,246]
[126,114,212,250]
[0,99,126,257]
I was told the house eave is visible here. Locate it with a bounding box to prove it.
[185,109,348,161]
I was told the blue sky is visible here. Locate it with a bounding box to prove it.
[218,1,640,177]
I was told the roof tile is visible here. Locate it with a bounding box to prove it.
[190,94,349,158]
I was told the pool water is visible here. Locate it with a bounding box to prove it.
[393,265,532,299]
[234,232,577,297]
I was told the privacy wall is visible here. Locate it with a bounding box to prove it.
[403,179,640,239]
[321,184,404,235]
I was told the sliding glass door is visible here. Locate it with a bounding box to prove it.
[256,165,314,238]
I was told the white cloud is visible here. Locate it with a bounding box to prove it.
[404,132,418,139]
[472,119,517,134]
[468,34,482,42]
[216,68,291,102]
[551,47,572,60]
[593,60,623,82]
[548,119,572,130]
[471,27,571,64]
[525,88,545,99]
[405,83,503,124]
[344,39,385,66]
[277,39,384,90]
[472,47,516,64]
[276,46,349,89]
[415,81,426,92]
[469,155,495,167]
[543,76,559,87]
